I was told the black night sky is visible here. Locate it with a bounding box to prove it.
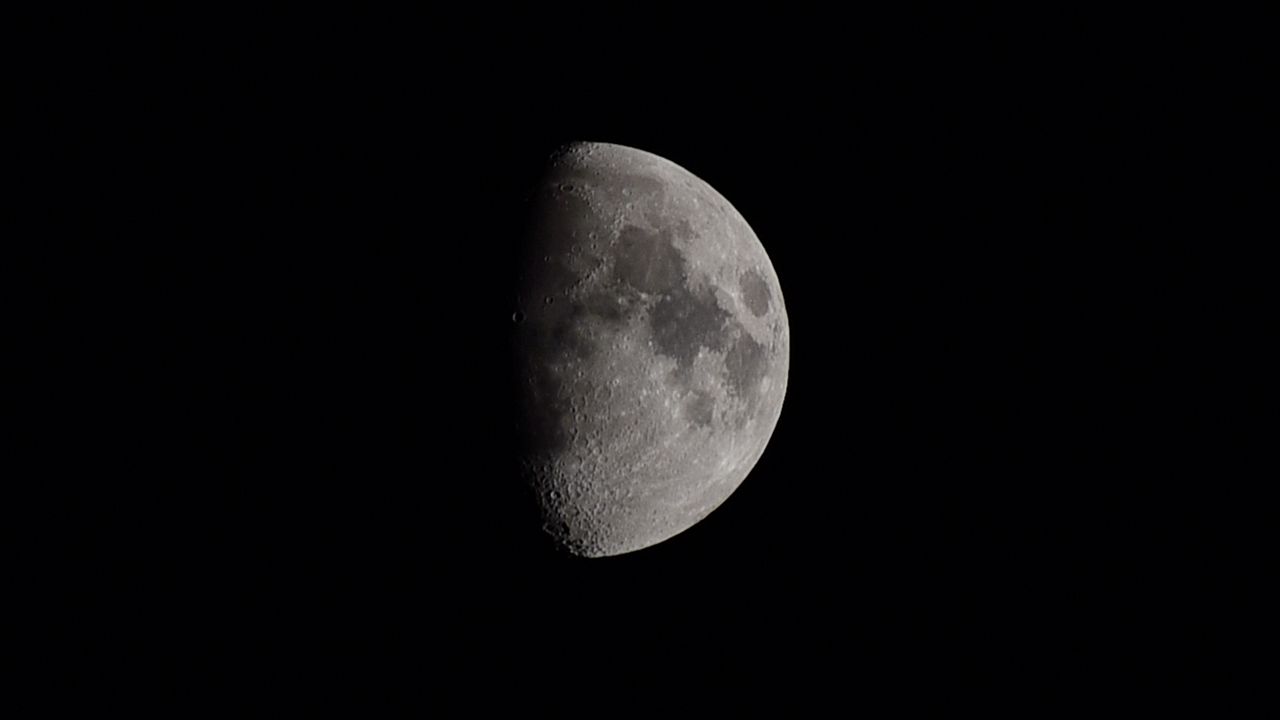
[26,7,1262,709]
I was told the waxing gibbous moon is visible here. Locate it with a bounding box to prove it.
[512,141,789,557]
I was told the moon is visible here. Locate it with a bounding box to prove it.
[511,141,789,557]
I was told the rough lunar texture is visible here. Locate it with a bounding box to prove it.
[513,142,789,557]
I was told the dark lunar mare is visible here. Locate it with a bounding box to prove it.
[739,269,772,317]
[725,331,769,422]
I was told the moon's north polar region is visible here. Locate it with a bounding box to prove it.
[513,142,789,557]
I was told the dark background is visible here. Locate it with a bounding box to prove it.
[22,7,1264,708]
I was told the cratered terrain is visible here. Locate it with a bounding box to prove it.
[512,141,789,557]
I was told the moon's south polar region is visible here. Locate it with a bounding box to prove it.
[513,142,789,557]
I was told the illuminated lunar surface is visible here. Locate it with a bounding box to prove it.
[512,141,789,557]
